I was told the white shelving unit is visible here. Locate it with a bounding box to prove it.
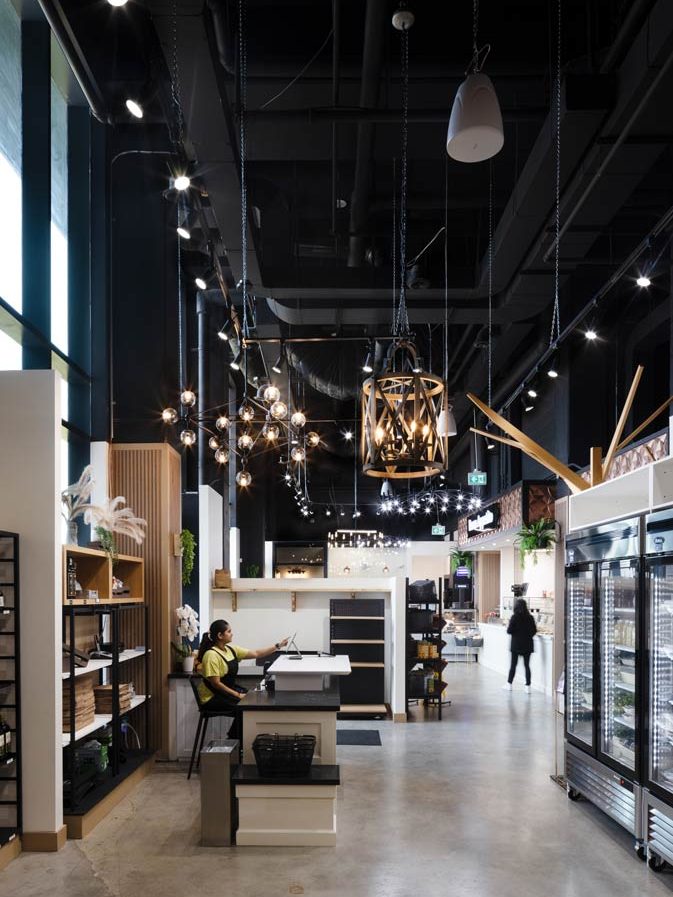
[61,695,147,747]
[61,649,149,680]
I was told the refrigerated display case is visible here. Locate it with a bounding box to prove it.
[643,510,673,870]
[564,518,644,847]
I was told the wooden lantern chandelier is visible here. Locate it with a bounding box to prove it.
[361,340,447,479]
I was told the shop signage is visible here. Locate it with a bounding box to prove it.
[468,469,487,486]
[431,524,446,536]
[467,504,500,536]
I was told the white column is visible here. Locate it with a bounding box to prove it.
[263,541,274,578]
[0,371,64,844]
[89,441,110,504]
[390,576,407,719]
[198,485,223,635]
[229,527,240,577]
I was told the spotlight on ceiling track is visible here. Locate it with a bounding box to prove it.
[547,365,559,379]
[486,438,495,450]
[172,175,191,192]
[524,403,534,413]
[194,276,207,290]
[271,347,283,375]
[108,0,128,6]
[230,349,242,371]
[125,99,143,119]
[636,274,651,288]
[527,388,538,398]
[177,225,191,240]
[585,329,598,341]
[362,346,374,374]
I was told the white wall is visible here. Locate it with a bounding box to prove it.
[499,546,521,615]
[198,485,223,635]
[327,545,407,578]
[520,550,556,598]
[0,371,63,837]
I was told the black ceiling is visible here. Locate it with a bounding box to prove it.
[49,0,673,478]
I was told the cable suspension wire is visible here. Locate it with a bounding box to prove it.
[549,0,562,347]
[395,23,411,338]
[488,163,493,408]
[177,204,184,392]
[443,154,449,386]
[239,0,249,342]
[170,0,185,149]
[392,157,398,336]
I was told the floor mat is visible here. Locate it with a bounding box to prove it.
[336,729,382,746]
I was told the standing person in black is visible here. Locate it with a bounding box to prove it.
[503,598,537,692]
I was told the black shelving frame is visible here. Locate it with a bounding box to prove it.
[405,577,448,719]
[330,597,386,718]
[62,602,151,815]
[0,532,20,848]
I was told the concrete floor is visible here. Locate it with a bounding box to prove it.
[3,664,673,897]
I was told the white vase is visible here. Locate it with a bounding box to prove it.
[182,655,195,674]
[66,521,79,546]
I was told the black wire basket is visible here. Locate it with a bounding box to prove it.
[252,733,317,777]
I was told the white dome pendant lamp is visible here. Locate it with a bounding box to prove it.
[446,1,503,163]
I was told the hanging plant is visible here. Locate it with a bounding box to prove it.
[516,518,557,566]
[180,529,197,586]
[450,550,474,573]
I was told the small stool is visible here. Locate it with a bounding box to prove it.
[187,676,237,780]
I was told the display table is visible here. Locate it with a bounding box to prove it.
[478,622,554,695]
[234,765,340,846]
[267,654,351,691]
[239,682,341,765]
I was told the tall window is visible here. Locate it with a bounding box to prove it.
[51,79,68,353]
[0,0,22,315]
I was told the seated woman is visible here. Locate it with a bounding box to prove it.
[196,618,289,713]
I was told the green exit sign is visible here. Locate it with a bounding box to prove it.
[431,524,446,536]
[468,469,488,486]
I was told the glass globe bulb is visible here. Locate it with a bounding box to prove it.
[180,429,196,446]
[263,423,280,441]
[238,402,255,422]
[180,389,196,407]
[291,411,306,428]
[263,384,281,404]
[208,436,219,450]
[161,407,178,424]
[215,414,230,431]
[270,400,288,420]
[215,448,229,465]
[291,446,305,462]
[307,431,320,447]
[236,469,252,487]
[238,432,254,451]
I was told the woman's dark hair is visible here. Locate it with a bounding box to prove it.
[197,619,230,663]
[513,598,530,615]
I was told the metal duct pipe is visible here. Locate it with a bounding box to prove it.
[347,0,387,268]
[207,0,236,75]
[38,0,110,123]
[246,107,546,124]
[285,340,387,401]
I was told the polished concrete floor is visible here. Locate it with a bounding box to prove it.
[3,664,673,897]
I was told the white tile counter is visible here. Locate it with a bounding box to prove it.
[478,622,554,696]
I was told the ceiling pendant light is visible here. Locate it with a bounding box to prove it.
[446,1,503,163]
[437,403,457,437]
[236,468,252,488]
[636,274,651,288]
[107,0,128,6]
[161,407,178,424]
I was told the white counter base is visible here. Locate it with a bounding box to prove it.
[478,623,554,696]
[236,784,337,847]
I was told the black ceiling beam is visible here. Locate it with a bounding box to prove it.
[245,106,547,124]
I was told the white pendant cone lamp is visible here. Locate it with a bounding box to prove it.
[447,73,503,163]
[437,405,457,438]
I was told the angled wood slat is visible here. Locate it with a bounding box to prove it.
[602,365,644,478]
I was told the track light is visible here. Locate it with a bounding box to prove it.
[173,175,191,191]
[585,329,597,341]
[272,348,283,375]
[195,276,207,290]
[636,274,651,288]
[107,0,128,6]
[125,99,143,119]
[524,403,534,413]
[527,388,538,398]
[343,430,354,441]
[486,438,495,450]
[362,344,373,374]
[547,366,558,379]
[177,225,191,240]
[230,349,242,371]
[412,358,423,374]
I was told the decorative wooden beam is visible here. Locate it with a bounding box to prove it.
[602,365,644,478]
[617,394,673,451]
[467,392,589,493]
[590,447,603,487]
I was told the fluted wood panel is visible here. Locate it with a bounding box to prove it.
[477,552,500,622]
[111,443,182,758]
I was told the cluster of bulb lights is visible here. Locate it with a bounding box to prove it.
[162,385,320,488]
[379,490,481,517]
[327,530,411,550]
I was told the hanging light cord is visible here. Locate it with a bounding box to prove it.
[395,23,410,338]
[443,155,449,386]
[488,164,493,408]
[467,0,491,75]
[392,157,398,336]
[239,0,249,342]
[170,0,185,148]
[549,0,562,347]
[177,205,184,393]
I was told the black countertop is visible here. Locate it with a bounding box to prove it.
[239,681,341,712]
[233,764,340,786]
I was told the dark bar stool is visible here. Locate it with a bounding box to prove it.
[187,676,238,780]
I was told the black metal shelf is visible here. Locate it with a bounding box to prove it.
[330,598,386,715]
[64,750,152,816]
[0,532,20,840]
[406,577,448,719]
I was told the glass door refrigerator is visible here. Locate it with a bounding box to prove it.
[565,517,644,850]
[642,510,673,871]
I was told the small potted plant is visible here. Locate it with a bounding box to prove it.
[450,549,474,573]
[172,604,200,673]
[516,518,557,567]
